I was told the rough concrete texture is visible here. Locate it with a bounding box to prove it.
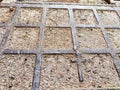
[77,28,107,49]
[46,9,70,26]
[6,27,40,50]
[0,27,7,43]
[0,55,35,90]
[44,27,73,50]
[16,8,42,25]
[0,8,15,23]
[73,10,98,25]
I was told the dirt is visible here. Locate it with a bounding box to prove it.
[73,9,98,25]
[6,27,40,50]
[43,27,73,50]
[16,8,42,25]
[77,28,107,49]
[0,8,15,23]
[105,29,120,49]
[98,10,120,26]
[0,27,7,43]
[0,55,35,90]
[40,54,120,90]
[46,9,70,26]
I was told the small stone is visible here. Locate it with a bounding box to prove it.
[9,7,14,12]
[59,73,64,78]
[9,76,15,80]
[68,77,71,80]
[97,85,101,88]
[92,70,98,74]
[24,58,27,61]
[67,69,70,72]
[86,68,91,72]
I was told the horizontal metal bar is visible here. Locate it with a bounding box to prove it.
[4,48,120,55]
[45,25,71,28]
[104,25,120,29]
[0,24,119,29]
[42,48,113,54]
[80,48,111,54]
[15,24,41,28]
[76,24,100,28]
[42,50,75,54]
[3,49,37,54]
[0,3,119,11]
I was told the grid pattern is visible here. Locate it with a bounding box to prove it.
[0,3,120,90]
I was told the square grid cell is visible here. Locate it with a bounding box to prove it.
[46,9,70,26]
[77,28,107,49]
[16,8,42,25]
[98,10,120,26]
[0,8,16,24]
[73,9,98,25]
[6,27,40,50]
[0,55,35,90]
[43,27,73,50]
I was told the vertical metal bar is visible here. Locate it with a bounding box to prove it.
[68,8,78,50]
[32,7,47,90]
[68,8,83,82]
[111,52,120,77]
[39,7,47,51]
[0,6,20,58]
[93,8,113,49]
[32,54,42,90]
[77,60,83,82]
[93,7,120,77]
[115,9,120,19]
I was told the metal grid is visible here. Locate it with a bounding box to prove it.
[0,3,120,90]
